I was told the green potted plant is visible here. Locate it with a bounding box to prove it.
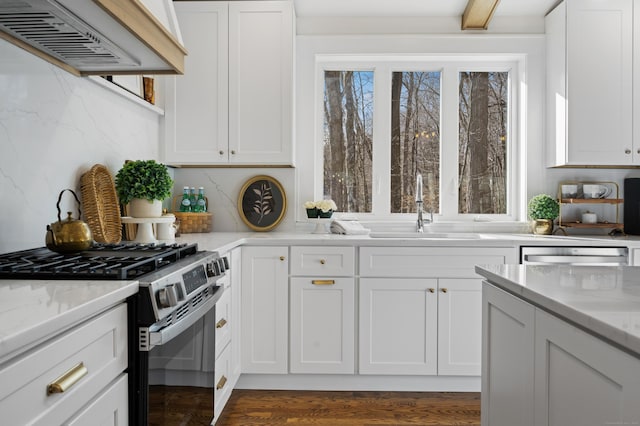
[115,160,173,218]
[527,194,559,235]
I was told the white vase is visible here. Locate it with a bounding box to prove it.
[129,198,163,218]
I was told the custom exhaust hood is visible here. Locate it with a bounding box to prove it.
[0,0,187,76]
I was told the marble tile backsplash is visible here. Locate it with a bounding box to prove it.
[0,40,159,252]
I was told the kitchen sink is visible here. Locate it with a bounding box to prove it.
[368,232,491,239]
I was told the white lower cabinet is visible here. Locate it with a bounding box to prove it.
[534,309,640,426]
[241,246,289,373]
[359,246,515,377]
[437,279,482,376]
[290,277,355,374]
[0,304,128,425]
[481,283,535,426]
[482,282,640,426]
[359,278,438,375]
[289,246,356,375]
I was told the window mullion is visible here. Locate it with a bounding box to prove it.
[371,64,391,216]
[439,66,459,219]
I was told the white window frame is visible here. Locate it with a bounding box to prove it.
[315,55,520,222]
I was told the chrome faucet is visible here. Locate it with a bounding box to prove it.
[416,174,424,233]
[416,173,432,233]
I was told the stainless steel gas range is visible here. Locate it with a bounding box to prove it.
[0,243,228,425]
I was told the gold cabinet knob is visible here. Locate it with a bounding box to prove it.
[219,150,224,155]
[216,318,227,329]
[441,288,448,293]
[280,256,285,261]
[428,288,435,293]
[320,259,326,264]
[231,150,236,155]
[626,149,632,154]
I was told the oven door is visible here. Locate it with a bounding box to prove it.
[136,286,223,426]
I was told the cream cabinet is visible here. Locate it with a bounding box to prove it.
[0,304,128,425]
[165,1,294,166]
[546,0,635,166]
[241,246,289,373]
[289,246,356,374]
[359,246,515,376]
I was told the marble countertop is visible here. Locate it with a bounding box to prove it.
[476,264,640,356]
[174,231,640,253]
[2,230,638,364]
[0,279,138,363]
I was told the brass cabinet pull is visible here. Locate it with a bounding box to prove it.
[231,150,236,155]
[428,288,435,293]
[626,149,632,154]
[441,288,448,293]
[279,256,285,261]
[47,362,88,395]
[312,279,335,285]
[320,259,326,264]
[219,150,224,155]
[216,375,227,390]
[216,318,227,329]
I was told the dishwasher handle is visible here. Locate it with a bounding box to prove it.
[522,254,627,265]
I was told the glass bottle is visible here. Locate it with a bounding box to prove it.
[196,187,207,212]
[180,186,191,212]
[189,187,197,212]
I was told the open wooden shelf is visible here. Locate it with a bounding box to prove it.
[559,198,623,204]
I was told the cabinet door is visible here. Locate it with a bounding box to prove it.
[547,0,633,166]
[534,309,640,426]
[165,2,229,165]
[437,279,481,376]
[228,1,293,165]
[359,278,438,375]
[241,246,289,373]
[482,283,535,426]
[290,277,355,374]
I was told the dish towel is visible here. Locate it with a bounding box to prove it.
[330,220,370,235]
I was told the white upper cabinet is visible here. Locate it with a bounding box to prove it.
[546,0,634,166]
[164,1,294,166]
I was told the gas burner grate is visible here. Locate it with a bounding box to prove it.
[0,243,199,280]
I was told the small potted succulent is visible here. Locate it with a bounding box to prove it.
[527,194,559,235]
[115,160,173,218]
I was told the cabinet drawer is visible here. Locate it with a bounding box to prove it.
[214,344,233,421]
[290,246,355,276]
[215,285,232,359]
[360,247,514,278]
[66,373,128,426]
[0,304,128,426]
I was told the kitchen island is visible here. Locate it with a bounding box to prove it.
[476,264,640,426]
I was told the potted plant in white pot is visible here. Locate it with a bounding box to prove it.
[527,194,559,235]
[115,160,173,218]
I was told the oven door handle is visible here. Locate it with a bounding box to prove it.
[140,285,224,351]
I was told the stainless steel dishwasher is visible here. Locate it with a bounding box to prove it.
[520,246,629,265]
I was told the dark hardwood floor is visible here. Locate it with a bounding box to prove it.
[216,390,481,425]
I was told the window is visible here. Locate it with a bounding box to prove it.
[321,59,515,220]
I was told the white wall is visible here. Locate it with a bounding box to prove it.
[0,40,160,252]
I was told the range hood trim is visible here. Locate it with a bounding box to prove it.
[0,0,187,76]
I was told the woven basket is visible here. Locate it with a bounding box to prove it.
[172,196,213,233]
[80,164,122,243]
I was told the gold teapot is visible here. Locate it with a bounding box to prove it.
[45,189,93,253]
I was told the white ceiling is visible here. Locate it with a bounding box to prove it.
[293,0,561,18]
